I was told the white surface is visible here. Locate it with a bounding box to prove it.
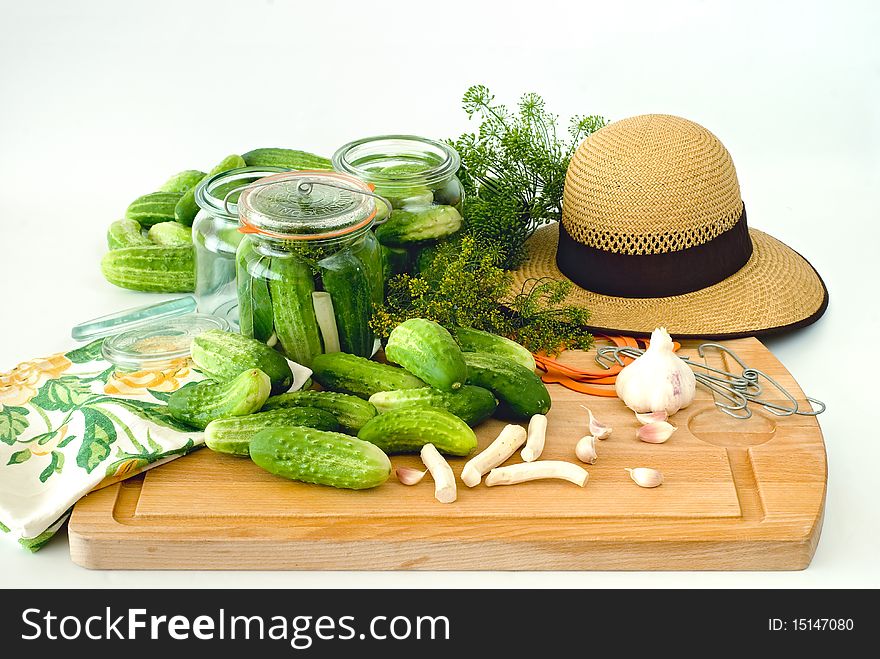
[0,0,877,587]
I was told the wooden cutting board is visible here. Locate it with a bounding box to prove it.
[68,338,826,570]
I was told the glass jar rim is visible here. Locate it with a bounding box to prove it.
[195,165,289,220]
[237,170,377,242]
[332,134,461,187]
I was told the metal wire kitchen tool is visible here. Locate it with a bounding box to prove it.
[595,343,825,420]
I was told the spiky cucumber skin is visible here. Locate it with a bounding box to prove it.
[375,206,462,247]
[100,246,194,293]
[168,368,271,430]
[249,427,391,490]
[204,407,339,456]
[107,218,151,250]
[369,384,497,427]
[384,318,467,392]
[453,327,536,371]
[124,191,184,228]
[262,389,377,434]
[190,329,293,395]
[147,221,192,246]
[357,407,477,456]
[159,169,206,194]
[242,148,332,170]
[269,254,323,367]
[174,154,246,226]
[463,352,551,420]
[311,352,426,400]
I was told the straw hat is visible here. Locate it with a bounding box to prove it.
[511,114,828,338]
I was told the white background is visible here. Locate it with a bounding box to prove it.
[1,0,877,588]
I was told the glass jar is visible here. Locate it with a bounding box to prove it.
[236,171,383,367]
[332,135,463,274]
[193,166,287,326]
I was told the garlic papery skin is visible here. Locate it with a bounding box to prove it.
[636,421,677,444]
[396,467,427,485]
[635,410,668,425]
[626,467,664,488]
[581,406,612,439]
[575,436,598,464]
[615,327,696,415]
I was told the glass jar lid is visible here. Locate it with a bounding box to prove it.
[237,171,377,240]
[101,313,229,371]
[332,135,461,188]
[195,166,289,220]
[71,296,198,342]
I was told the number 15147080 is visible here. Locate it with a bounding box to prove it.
[769,618,854,631]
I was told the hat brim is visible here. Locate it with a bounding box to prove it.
[510,223,829,339]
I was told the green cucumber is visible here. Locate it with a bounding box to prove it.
[159,170,206,194]
[190,329,293,395]
[269,254,323,366]
[413,243,439,274]
[453,326,536,371]
[204,407,339,456]
[125,191,184,228]
[235,241,274,343]
[351,235,385,306]
[463,352,551,420]
[381,244,411,279]
[385,318,467,391]
[101,246,194,293]
[175,154,246,226]
[263,389,377,434]
[311,352,426,399]
[369,385,497,427]
[250,427,391,490]
[357,407,477,456]
[320,250,374,357]
[107,218,151,250]
[242,148,332,170]
[168,368,271,430]
[373,167,434,210]
[375,206,462,247]
[147,221,192,247]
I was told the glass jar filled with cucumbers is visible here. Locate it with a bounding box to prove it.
[193,166,288,325]
[332,135,464,276]
[235,171,384,367]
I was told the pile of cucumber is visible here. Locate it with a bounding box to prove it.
[166,319,550,491]
[100,149,332,294]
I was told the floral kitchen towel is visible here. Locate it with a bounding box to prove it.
[0,338,204,550]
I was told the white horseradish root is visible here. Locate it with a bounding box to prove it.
[485,461,589,488]
[461,424,528,487]
[520,414,547,462]
[420,443,457,503]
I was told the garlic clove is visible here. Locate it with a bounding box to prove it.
[636,421,677,444]
[581,406,612,439]
[575,435,598,464]
[396,466,427,485]
[626,467,664,488]
[635,410,669,425]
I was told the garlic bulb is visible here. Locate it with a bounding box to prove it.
[615,327,696,415]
